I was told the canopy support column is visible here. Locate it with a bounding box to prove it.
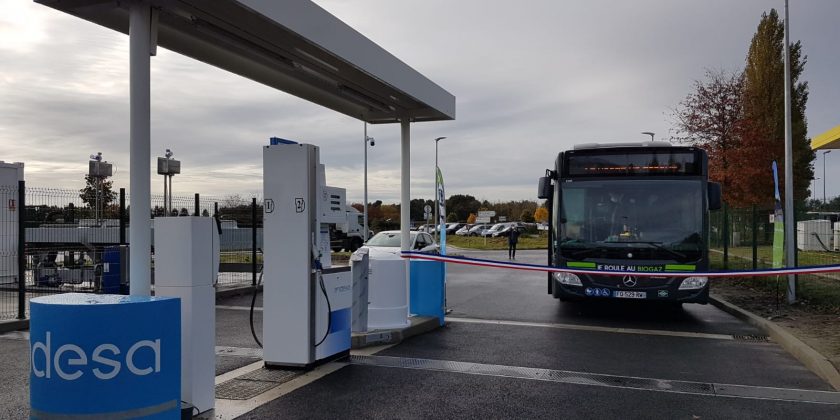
[400,118,411,318]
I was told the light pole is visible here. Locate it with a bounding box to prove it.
[812,177,820,203]
[823,150,831,205]
[363,123,375,242]
[434,136,446,241]
[642,131,655,142]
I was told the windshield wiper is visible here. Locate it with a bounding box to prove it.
[603,240,688,261]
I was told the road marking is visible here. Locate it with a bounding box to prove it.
[216,305,262,311]
[215,362,347,419]
[215,308,753,341]
[217,345,262,358]
[215,360,264,386]
[0,330,29,341]
[351,355,840,405]
[446,316,743,341]
[213,343,395,418]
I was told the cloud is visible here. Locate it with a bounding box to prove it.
[2,0,839,205]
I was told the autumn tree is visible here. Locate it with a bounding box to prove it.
[467,213,477,224]
[534,207,548,223]
[732,9,814,206]
[672,69,744,203]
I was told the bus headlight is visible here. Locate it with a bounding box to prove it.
[678,276,708,290]
[553,272,582,286]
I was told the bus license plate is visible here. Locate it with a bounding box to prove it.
[614,291,646,299]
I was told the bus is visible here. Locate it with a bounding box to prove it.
[537,142,721,304]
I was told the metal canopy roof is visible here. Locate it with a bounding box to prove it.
[812,124,840,150]
[36,0,455,124]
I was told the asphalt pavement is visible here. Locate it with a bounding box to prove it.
[228,249,840,419]
[3,249,838,418]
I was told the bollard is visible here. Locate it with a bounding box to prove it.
[409,260,446,326]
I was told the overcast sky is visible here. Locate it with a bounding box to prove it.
[2,0,839,204]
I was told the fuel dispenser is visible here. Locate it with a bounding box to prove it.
[262,139,352,368]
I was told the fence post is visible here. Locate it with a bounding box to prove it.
[722,203,729,270]
[214,202,218,217]
[17,181,26,320]
[752,204,758,270]
[119,188,126,245]
[194,193,200,216]
[252,198,257,287]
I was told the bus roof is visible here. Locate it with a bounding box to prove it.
[573,141,673,150]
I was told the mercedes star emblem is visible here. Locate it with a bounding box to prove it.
[622,275,638,287]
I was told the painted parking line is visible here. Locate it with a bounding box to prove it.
[351,354,840,405]
[445,316,754,341]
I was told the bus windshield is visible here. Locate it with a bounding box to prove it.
[559,179,703,260]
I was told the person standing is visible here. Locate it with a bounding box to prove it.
[508,226,521,259]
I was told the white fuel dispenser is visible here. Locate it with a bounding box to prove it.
[262,139,352,368]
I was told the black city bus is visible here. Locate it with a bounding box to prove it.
[538,142,721,304]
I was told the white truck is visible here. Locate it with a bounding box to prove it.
[330,206,371,252]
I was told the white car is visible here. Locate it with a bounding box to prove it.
[363,230,439,256]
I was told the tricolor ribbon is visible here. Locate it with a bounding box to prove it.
[400,251,840,278]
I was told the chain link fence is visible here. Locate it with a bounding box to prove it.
[0,185,263,321]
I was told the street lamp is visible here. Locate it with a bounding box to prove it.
[641,132,655,142]
[363,123,375,242]
[823,150,831,205]
[434,136,447,241]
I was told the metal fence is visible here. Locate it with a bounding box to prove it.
[0,185,263,321]
[709,203,840,308]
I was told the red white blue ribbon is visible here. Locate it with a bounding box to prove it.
[400,251,840,278]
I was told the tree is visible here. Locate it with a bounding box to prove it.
[520,209,535,223]
[733,9,814,206]
[201,209,210,217]
[534,207,548,223]
[446,194,480,222]
[79,174,117,208]
[672,69,744,203]
[467,213,477,224]
[446,212,458,223]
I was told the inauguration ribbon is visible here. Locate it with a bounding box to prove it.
[400,251,840,278]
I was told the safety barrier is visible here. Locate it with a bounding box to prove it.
[400,251,840,278]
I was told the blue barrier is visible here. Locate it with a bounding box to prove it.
[30,293,181,419]
[410,260,446,325]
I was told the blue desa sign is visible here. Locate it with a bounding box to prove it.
[30,293,180,419]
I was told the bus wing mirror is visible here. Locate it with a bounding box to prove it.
[538,177,553,200]
[708,182,722,211]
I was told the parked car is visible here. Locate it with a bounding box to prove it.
[491,222,525,237]
[363,230,439,253]
[455,224,474,236]
[445,223,464,234]
[468,224,490,236]
[481,223,506,237]
[415,224,437,233]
